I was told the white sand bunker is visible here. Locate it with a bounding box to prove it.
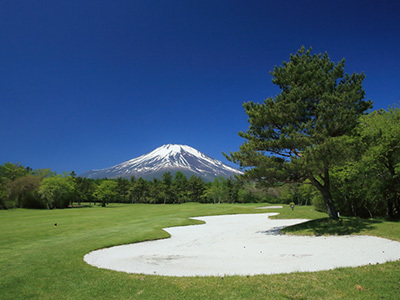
[255,205,283,209]
[84,213,400,277]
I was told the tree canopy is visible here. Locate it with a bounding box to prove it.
[226,47,372,219]
[38,176,75,208]
[332,107,400,219]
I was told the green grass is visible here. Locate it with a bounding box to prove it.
[1,203,399,299]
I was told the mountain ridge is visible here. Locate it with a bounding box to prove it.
[80,144,243,181]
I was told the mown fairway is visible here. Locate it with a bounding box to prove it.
[1,203,399,300]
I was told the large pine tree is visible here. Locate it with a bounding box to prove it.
[226,47,372,219]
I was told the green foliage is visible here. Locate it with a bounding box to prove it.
[161,171,173,204]
[32,168,56,179]
[236,182,265,203]
[187,175,205,202]
[75,177,96,205]
[7,175,43,208]
[203,177,228,204]
[311,192,325,212]
[148,178,164,204]
[279,183,317,205]
[331,107,400,218]
[39,176,76,208]
[133,177,149,203]
[0,163,76,210]
[172,171,189,203]
[226,47,372,219]
[0,162,28,182]
[0,162,29,209]
[360,108,400,218]
[237,188,257,203]
[93,180,119,206]
[116,177,130,203]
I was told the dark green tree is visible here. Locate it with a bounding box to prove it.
[0,163,25,208]
[173,171,189,203]
[226,47,372,219]
[7,175,42,208]
[129,177,149,203]
[135,177,149,203]
[226,177,240,203]
[128,176,136,203]
[149,178,164,203]
[68,171,78,206]
[116,177,130,203]
[75,177,96,205]
[161,172,173,204]
[187,175,205,202]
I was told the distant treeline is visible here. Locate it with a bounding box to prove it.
[0,165,277,209]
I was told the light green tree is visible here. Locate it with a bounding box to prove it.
[359,108,400,218]
[93,180,118,207]
[332,108,400,218]
[39,176,75,208]
[204,177,228,204]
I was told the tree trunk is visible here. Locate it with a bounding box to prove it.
[309,174,339,220]
[387,196,394,219]
[320,186,339,220]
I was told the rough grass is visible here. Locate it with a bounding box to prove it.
[1,203,399,299]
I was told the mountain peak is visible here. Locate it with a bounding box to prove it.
[80,144,242,181]
[149,144,203,159]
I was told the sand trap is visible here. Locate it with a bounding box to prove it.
[84,213,400,277]
[255,205,283,209]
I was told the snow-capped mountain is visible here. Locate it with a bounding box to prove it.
[80,144,243,181]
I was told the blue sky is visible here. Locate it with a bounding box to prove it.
[1,0,399,175]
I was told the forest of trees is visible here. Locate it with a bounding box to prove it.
[0,166,272,210]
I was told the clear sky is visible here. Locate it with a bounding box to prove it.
[1,0,399,175]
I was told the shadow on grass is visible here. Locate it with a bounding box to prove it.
[281,217,383,236]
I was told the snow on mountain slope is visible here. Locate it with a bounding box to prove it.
[80,144,243,181]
